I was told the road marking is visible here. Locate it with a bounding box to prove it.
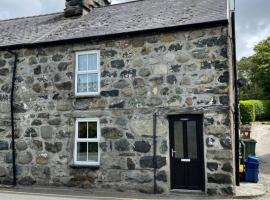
[0,190,155,200]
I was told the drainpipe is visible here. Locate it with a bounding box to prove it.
[231,11,240,186]
[153,113,157,194]
[7,50,18,186]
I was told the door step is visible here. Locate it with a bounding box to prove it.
[170,189,204,194]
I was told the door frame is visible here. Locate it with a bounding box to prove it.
[168,114,205,191]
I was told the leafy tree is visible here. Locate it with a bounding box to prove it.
[238,37,270,100]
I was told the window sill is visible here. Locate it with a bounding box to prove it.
[74,94,101,99]
[69,164,100,169]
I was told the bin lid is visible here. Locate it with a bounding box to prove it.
[241,139,257,144]
[247,156,259,164]
[244,161,259,166]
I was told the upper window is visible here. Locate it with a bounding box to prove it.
[74,118,100,166]
[75,51,100,96]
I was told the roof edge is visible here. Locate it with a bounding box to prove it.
[0,19,228,51]
[0,12,63,23]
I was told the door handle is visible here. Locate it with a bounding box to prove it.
[181,158,191,162]
[171,149,176,157]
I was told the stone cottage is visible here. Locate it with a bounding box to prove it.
[0,0,238,196]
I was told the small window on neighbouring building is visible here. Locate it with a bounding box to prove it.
[75,50,100,96]
[74,118,100,166]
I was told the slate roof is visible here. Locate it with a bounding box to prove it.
[0,0,228,49]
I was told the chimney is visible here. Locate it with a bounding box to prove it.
[65,0,111,17]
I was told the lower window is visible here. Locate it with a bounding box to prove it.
[74,118,100,166]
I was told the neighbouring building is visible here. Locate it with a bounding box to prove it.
[0,0,238,196]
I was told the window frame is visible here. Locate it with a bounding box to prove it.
[74,118,101,166]
[75,50,101,96]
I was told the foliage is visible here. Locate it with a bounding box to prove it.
[240,100,270,123]
[240,101,256,124]
[238,37,270,100]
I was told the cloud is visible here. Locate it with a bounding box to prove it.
[0,0,65,19]
[0,0,42,19]
[236,0,270,59]
[40,0,65,14]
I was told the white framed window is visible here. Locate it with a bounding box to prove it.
[75,50,100,96]
[74,118,100,166]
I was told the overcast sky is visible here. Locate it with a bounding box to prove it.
[0,0,269,60]
[235,0,270,59]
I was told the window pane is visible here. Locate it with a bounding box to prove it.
[187,121,197,159]
[174,121,184,158]
[88,122,97,138]
[78,55,88,71]
[88,73,98,93]
[88,142,98,162]
[78,122,87,138]
[88,54,97,70]
[77,142,87,161]
[77,74,88,93]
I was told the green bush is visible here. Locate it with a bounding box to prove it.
[248,100,265,120]
[240,101,256,124]
[262,100,270,118]
[240,100,270,123]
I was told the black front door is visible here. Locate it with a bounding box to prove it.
[169,115,204,190]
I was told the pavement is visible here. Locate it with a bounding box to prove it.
[233,123,270,200]
[236,183,266,198]
[0,187,228,200]
[0,186,268,200]
[251,123,270,193]
[1,187,270,200]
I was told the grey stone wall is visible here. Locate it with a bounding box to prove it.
[0,25,234,195]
